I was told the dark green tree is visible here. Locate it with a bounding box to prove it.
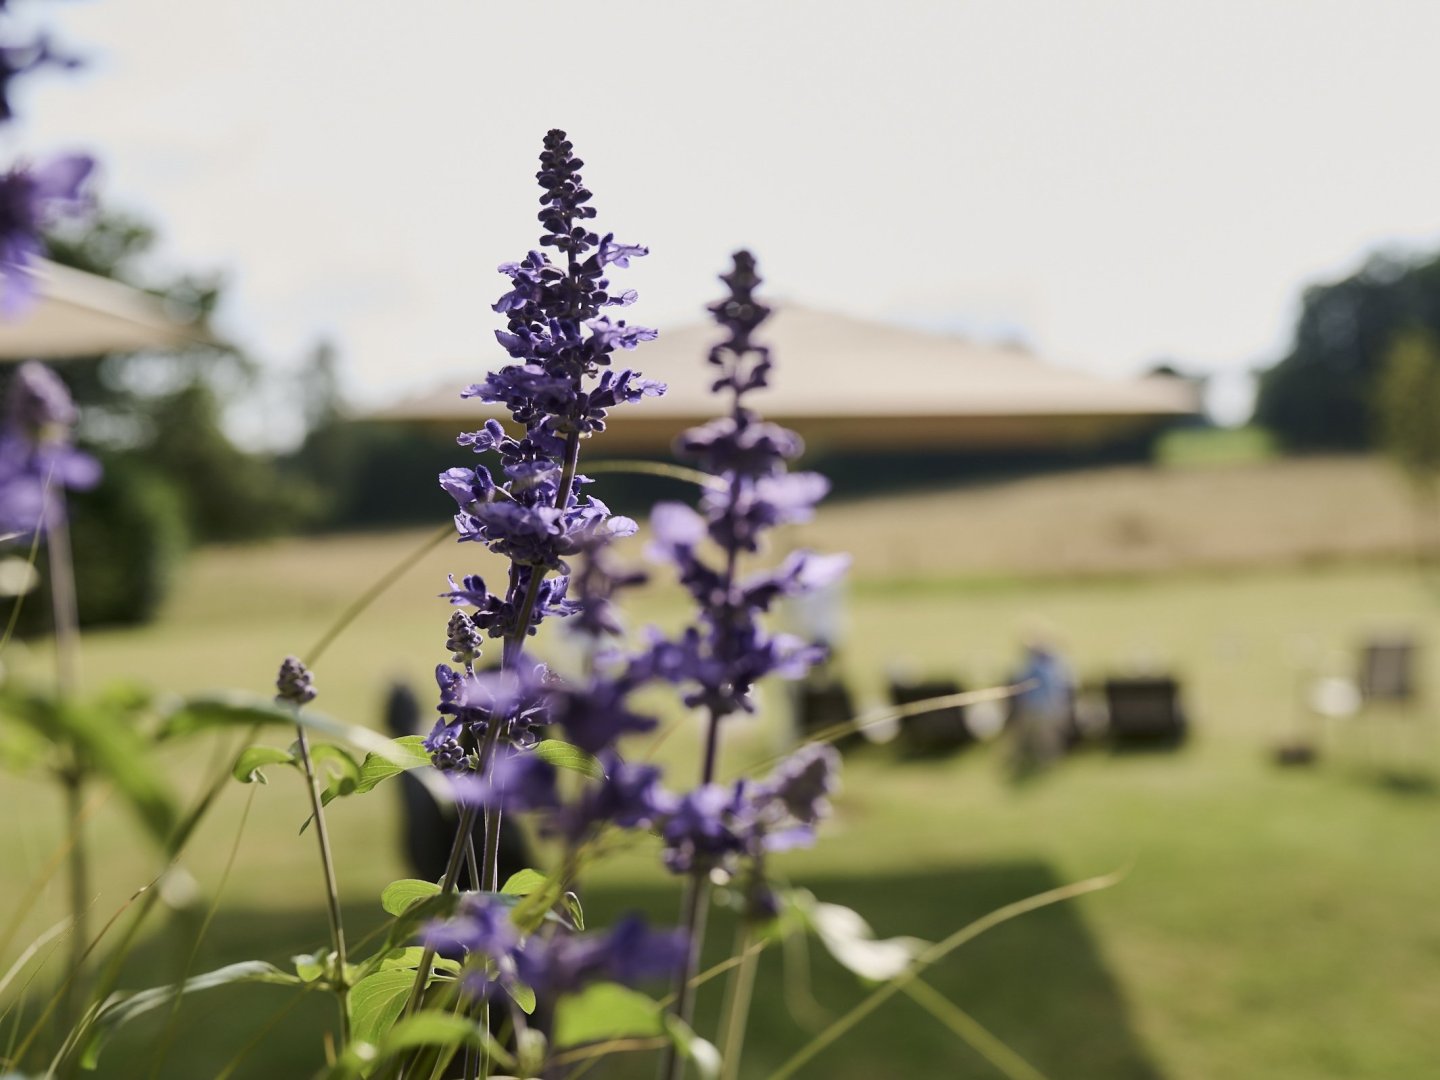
[1376,328,1440,566]
[1255,250,1440,450]
[41,205,311,542]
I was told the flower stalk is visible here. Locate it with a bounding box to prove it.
[276,658,349,1049]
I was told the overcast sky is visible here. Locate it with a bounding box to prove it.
[16,0,1440,437]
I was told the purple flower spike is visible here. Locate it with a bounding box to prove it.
[0,154,94,314]
[0,362,99,541]
[642,254,846,721]
[275,656,317,707]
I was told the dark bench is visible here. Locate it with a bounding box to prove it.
[1104,676,1187,747]
[889,677,973,756]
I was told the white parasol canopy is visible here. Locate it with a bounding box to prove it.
[377,304,1200,454]
[0,259,209,359]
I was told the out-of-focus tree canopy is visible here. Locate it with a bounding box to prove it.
[41,204,312,542]
[1255,250,1440,450]
[1377,328,1440,491]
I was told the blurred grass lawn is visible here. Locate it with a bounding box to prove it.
[3,455,1440,1078]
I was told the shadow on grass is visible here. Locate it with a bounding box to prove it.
[90,862,1161,1080]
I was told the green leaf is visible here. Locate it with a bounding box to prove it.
[348,968,418,1047]
[381,1012,509,1063]
[232,745,296,784]
[46,695,178,843]
[380,879,442,917]
[297,743,366,833]
[318,1012,515,1080]
[78,961,300,1068]
[374,946,459,976]
[500,868,549,896]
[159,692,298,738]
[0,715,49,772]
[553,983,664,1048]
[665,1015,722,1079]
[791,891,927,982]
[339,734,431,801]
[562,890,585,931]
[292,949,329,983]
[0,683,179,841]
[159,691,404,760]
[516,1028,547,1078]
[506,980,536,1016]
[531,739,605,780]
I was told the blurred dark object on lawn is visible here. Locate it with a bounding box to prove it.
[1359,636,1419,703]
[1105,676,1188,748]
[889,674,973,756]
[793,660,863,751]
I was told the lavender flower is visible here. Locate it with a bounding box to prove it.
[431,660,551,760]
[429,129,662,781]
[754,743,842,827]
[449,747,560,813]
[0,361,99,539]
[275,656,317,706]
[545,667,658,755]
[656,746,841,875]
[551,752,676,844]
[0,154,93,313]
[513,915,687,998]
[8,360,76,433]
[643,253,848,724]
[426,894,685,1004]
[445,609,482,665]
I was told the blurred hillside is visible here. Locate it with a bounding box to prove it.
[784,452,1418,582]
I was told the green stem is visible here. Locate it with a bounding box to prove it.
[662,869,710,1080]
[718,926,758,1080]
[291,710,349,1050]
[48,504,85,1038]
[397,716,508,1077]
[58,772,86,1036]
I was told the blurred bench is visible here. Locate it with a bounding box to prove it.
[1104,676,1187,747]
[1359,637,1419,704]
[889,676,973,756]
[795,668,863,750]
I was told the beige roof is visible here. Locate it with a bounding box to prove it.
[377,304,1198,453]
[0,260,209,359]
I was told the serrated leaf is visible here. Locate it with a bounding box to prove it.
[380,879,443,917]
[78,961,300,1068]
[553,983,663,1048]
[348,969,417,1047]
[500,869,549,896]
[233,745,296,784]
[531,739,605,781]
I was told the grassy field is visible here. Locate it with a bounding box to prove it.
[3,454,1439,1078]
